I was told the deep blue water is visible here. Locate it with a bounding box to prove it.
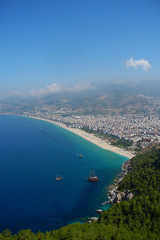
[0,115,128,233]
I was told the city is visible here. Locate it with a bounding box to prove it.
[8,102,160,153]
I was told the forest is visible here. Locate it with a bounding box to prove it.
[1,148,160,239]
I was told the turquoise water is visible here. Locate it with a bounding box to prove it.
[0,115,128,233]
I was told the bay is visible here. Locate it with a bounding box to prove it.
[0,115,128,233]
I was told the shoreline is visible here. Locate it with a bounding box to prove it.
[107,159,133,204]
[26,115,134,159]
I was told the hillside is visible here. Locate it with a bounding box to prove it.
[1,81,160,115]
[1,147,160,239]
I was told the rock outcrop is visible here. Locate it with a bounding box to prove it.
[109,189,134,203]
[107,160,134,203]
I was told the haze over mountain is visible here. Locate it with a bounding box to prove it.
[1,80,160,115]
[0,1,159,102]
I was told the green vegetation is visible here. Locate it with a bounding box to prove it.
[82,126,133,149]
[1,148,160,239]
[111,138,133,148]
[81,126,95,134]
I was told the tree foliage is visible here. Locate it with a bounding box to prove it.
[1,149,160,239]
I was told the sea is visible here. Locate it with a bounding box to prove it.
[0,114,128,233]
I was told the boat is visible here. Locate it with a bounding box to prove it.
[78,154,83,158]
[55,175,62,181]
[96,209,103,214]
[88,171,99,182]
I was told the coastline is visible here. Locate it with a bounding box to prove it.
[26,115,134,159]
[0,114,134,227]
[107,159,133,204]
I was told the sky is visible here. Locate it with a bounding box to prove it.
[0,0,160,98]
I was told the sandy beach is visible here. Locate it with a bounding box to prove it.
[27,116,134,159]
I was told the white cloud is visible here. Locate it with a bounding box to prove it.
[2,82,94,99]
[46,83,64,93]
[28,81,93,97]
[29,83,64,97]
[126,57,151,71]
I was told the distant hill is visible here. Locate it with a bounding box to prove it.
[28,81,160,114]
[0,80,160,114]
